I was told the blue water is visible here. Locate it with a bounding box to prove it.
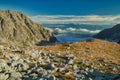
[42,24,112,42]
[55,34,92,42]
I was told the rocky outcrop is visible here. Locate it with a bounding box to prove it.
[93,24,120,41]
[0,10,56,45]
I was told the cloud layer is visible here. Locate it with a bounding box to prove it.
[29,15,120,25]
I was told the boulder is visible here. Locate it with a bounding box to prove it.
[0,73,9,80]
[42,75,56,80]
[45,63,55,70]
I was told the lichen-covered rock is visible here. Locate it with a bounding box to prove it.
[0,10,57,45]
[0,73,9,80]
[10,71,22,78]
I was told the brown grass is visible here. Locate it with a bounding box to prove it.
[63,74,76,80]
[0,39,120,74]
[32,39,120,74]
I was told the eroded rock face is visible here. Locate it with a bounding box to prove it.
[0,10,56,45]
[93,24,120,41]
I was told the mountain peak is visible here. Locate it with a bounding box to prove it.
[0,10,57,45]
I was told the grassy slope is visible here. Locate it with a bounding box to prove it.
[31,39,120,74]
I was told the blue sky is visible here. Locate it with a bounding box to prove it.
[1,0,120,25]
[1,0,120,15]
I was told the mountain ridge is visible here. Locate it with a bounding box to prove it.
[0,10,56,45]
[93,24,120,42]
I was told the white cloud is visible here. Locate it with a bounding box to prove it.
[29,15,120,25]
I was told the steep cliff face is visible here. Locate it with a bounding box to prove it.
[0,10,56,45]
[93,24,120,41]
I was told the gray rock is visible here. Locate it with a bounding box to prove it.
[0,73,9,80]
[57,68,65,72]
[16,63,23,71]
[68,59,74,65]
[22,63,29,70]
[89,78,93,80]
[8,76,16,80]
[94,77,104,80]
[10,72,22,78]
[16,78,22,80]
[45,63,55,70]
[85,67,89,72]
[9,77,22,80]
[30,73,38,79]
[0,45,4,49]
[0,59,8,69]
[73,64,78,70]
[22,76,34,80]
[89,69,94,73]
[42,75,56,80]
[65,54,74,59]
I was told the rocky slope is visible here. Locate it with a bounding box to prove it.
[0,10,56,45]
[93,24,120,42]
[0,39,120,80]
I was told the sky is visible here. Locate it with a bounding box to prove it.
[1,0,120,25]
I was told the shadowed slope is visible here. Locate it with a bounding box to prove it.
[93,24,120,41]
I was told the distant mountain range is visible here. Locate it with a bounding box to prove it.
[42,23,112,30]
